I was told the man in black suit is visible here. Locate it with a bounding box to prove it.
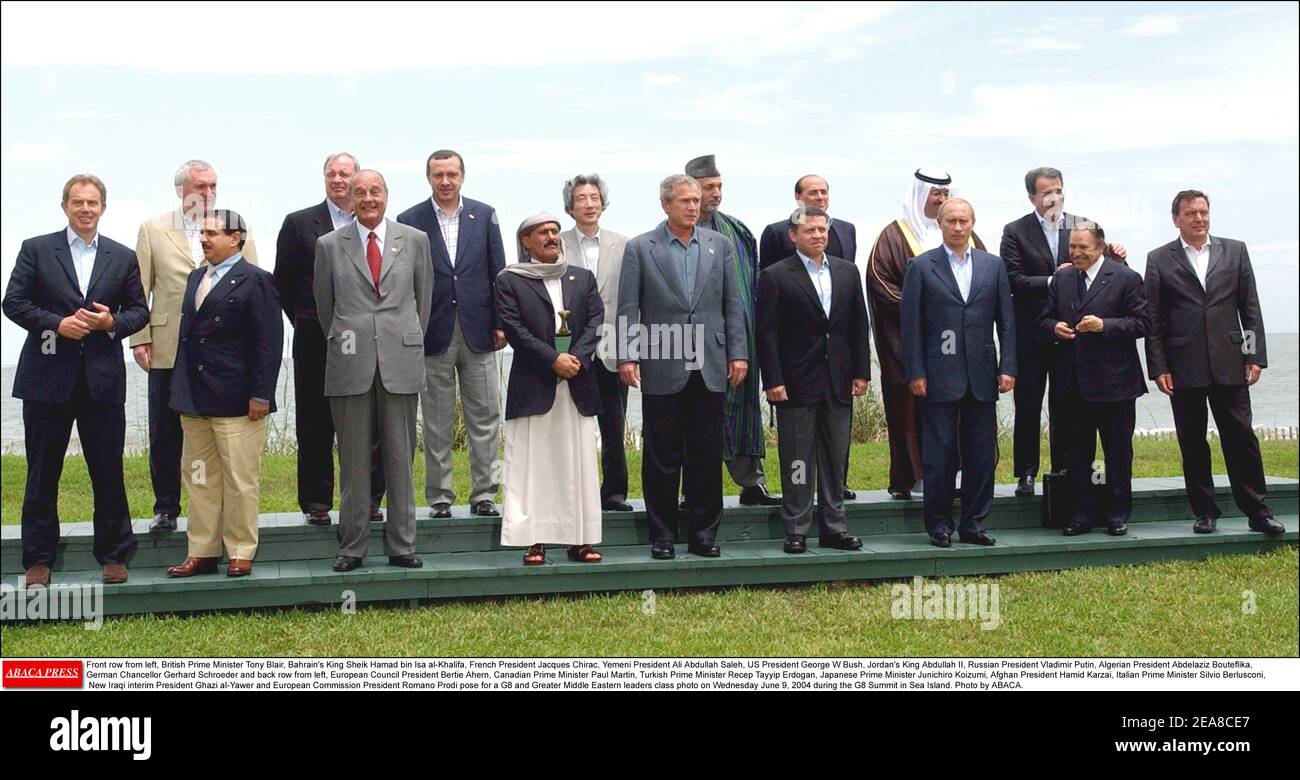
[757,206,869,554]
[902,198,1016,548]
[758,175,858,269]
[1145,190,1283,536]
[3,174,149,587]
[999,166,1126,497]
[273,152,385,526]
[166,210,283,578]
[1040,223,1148,536]
[758,174,862,500]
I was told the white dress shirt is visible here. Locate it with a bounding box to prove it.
[944,244,974,302]
[1038,211,1064,260]
[356,219,387,248]
[183,214,205,267]
[66,227,98,298]
[576,229,601,277]
[1082,256,1105,290]
[1180,236,1211,289]
[433,197,463,265]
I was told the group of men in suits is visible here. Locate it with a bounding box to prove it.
[5,157,1287,585]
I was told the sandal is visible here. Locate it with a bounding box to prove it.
[523,544,545,566]
[566,545,602,563]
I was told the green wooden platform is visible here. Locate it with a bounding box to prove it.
[3,477,1295,616]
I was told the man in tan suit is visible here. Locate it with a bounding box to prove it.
[559,173,631,511]
[131,160,258,534]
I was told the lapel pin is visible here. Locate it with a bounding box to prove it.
[708,248,715,254]
[568,275,575,281]
[468,213,476,220]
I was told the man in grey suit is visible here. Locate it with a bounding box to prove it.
[560,173,632,512]
[617,174,748,559]
[314,170,434,571]
[1145,189,1283,536]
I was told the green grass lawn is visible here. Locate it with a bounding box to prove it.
[4,438,1297,523]
[2,439,1296,658]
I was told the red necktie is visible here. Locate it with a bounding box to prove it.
[367,231,382,298]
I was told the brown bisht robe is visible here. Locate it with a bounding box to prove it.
[865,219,986,492]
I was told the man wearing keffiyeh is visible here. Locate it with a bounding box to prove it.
[683,154,779,507]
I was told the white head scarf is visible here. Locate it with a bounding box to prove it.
[506,212,568,280]
[901,167,955,250]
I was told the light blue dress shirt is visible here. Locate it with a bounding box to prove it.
[798,251,833,318]
[326,199,354,230]
[66,227,98,298]
[944,244,974,302]
[666,224,700,296]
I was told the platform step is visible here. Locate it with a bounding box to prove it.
[11,516,1296,617]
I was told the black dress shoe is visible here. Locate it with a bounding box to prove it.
[888,489,912,501]
[929,533,951,548]
[739,485,782,506]
[843,488,857,500]
[332,555,363,572]
[470,500,499,517]
[149,513,177,534]
[429,503,452,519]
[603,499,634,512]
[1063,522,1092,536]
[1107,522,1128,536]
[820,533,863,550]
[1192,515,1217,534]
[688,541,721,557]
[1249,516,1286,536]
[388,554,424,569]
[651,541,676,560]
[305,510,332,526]
[959,531,996,546]
[1015,474,1035,497]
[784,535,807,554]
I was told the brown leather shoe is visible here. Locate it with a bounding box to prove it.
[166,556,219,577]
[226,559,253,577]
[24,564,51,588]
[102,563,128,584]
[305,509,332,526]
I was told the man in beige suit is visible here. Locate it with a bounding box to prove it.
[559,173,631,511]
[315,170,433,572]
[131,160,258,534]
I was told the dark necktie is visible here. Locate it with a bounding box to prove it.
[1076,269,1088,305]
[367,231,382,298]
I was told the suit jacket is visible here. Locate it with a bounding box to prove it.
[130,209,259,369]
[273,200,335,326]
[395,196,505,355]
[170,258,283,417]
[756,253,871,407]
[560,226,628,372]
[1000,211,1089,355]
[759,218,857,270]
[313,220,433,397]
[616,222,747,395]
[3,230,149,404]
[901,247,1017,403]
[1144,235,1267,388]
[495,266,603,420]
[1039,259,1148,402]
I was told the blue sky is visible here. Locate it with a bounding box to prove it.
[2,1,1297,364]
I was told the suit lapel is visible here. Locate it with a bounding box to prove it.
[342,228,373,288]
[453,205,473,268]
[1024,214,1055,270]
[85,241,111,299]
[690,234,718,310]
[649,234,690,309]
[931,251,964,303]
[379,221,401,284]
[522,274,554,311]
[1168,241,1206,297]
[312,201,334,239]
[790,257,829,323]
[597,234,618,293]
[1079,262,1112,310]
[52,241,82,296]
[181,268,204,333]
[1205,237,1224,286]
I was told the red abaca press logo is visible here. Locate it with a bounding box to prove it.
[2,660,84,688]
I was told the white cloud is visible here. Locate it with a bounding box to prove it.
[1121,15,1189,38]
[1,1,896,73]
[54,110,117,120]
[641,71,684,93]
[1,142,68,166]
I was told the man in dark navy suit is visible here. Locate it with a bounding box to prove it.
[902,198,1016,548]
[1040,223,1148,536]
[758,175,858,270]
[3,174,149,588]
[166,210,283,578]
[397,149,507,519]
[273,152,385,526]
